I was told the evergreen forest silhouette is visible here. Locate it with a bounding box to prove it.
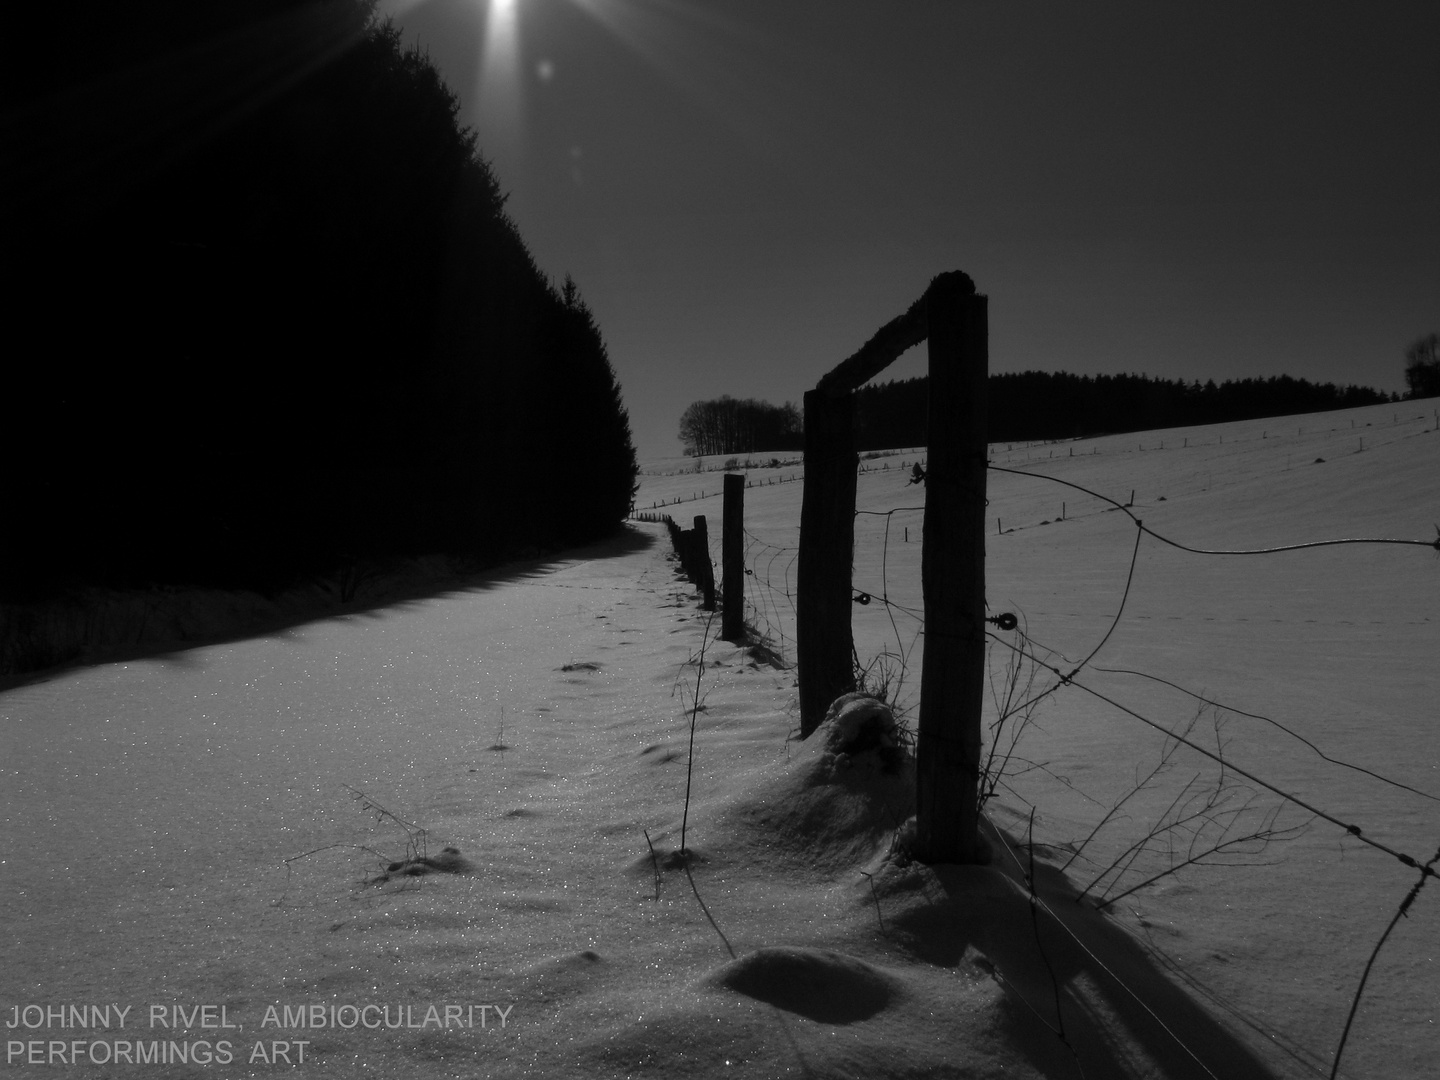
[854,371,1394,451]
[679,372,1394,457]
[3,0,639,604]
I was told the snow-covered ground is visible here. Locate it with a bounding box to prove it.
[3,400,1436,1078]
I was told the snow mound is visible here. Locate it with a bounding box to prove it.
[703,945,902,1023]
[627,842,708,874]
[366,845,471,883]
[820,691,904,761]
[719,693,915,874]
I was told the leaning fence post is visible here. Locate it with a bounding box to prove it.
[797,387,857,736]
[721,474,744,641]
[914,271,988,865]
[693,515,716,611]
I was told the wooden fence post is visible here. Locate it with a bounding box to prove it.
[797,387,856,736]
[693,515,716,611]
[722,474,744,641]
[914,272,988,864]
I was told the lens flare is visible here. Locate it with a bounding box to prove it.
[478,0,523,165]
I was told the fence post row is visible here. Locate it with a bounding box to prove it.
[666,515,716,610]
[796,269,988,865]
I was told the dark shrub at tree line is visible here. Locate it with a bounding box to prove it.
[2,0,637,601]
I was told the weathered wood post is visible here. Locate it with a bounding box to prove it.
[721,474,744,641]
[797,289,930,738]
[914,271,989,864]
[796,388,857,736]
[693,515,716,611]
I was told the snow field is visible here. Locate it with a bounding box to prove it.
[0,399,1434,1078]
[660,398,1439,1077]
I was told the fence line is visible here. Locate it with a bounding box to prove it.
[638,430,1436,1071]
[738,526,799,667]
[841,454,1438,1076]
[635,471,803,514]
[637,506,804,671]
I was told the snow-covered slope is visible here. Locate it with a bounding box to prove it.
[2,401,1436,1078]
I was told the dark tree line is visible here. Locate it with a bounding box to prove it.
[678,396,803,456]
[852,371,1395,450]
[2,0,637,602]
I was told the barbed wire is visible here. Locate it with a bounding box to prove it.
[1089,665,1440,804]
[987,462,1440,556]
[852,505,927,703]
[1329,841,1440,1079]
[845,453,1437,1075]
[740,526,799,666]
[983,627,1435,877]
[642,429,1435,1071]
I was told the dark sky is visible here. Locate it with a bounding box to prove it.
[378,0,1439,458]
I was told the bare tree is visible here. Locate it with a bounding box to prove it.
[1404,333,1440,399]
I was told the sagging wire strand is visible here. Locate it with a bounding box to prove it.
[851,470,1148,719]
[986,463,1440,555]
[854,460,1437,826]
[845,455,1437,1076]
[1090,666,1440,805]
[984,626,1437,882]
[1329,842,1440,1080]
[985,461,1440,819]
[995,613,1440,812]
[740,525,799,663]
[853,505,927,698]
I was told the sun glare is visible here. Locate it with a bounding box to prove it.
[478,0,523,157]
[469,0,756,189]
[564,0,757,119]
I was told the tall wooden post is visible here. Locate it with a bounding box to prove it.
[797,387,856,736]
[914,272,988,864]
[721,474,744,641]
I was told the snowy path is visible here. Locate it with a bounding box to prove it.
[0,527,825,1077]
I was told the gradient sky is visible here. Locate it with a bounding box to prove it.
[376,0,1439,459]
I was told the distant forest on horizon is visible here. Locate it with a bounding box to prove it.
[855,370,1398,451]
[679,371,1398,456]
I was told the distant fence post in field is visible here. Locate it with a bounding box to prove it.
[796,269,988,865]
[722,474,744,640]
